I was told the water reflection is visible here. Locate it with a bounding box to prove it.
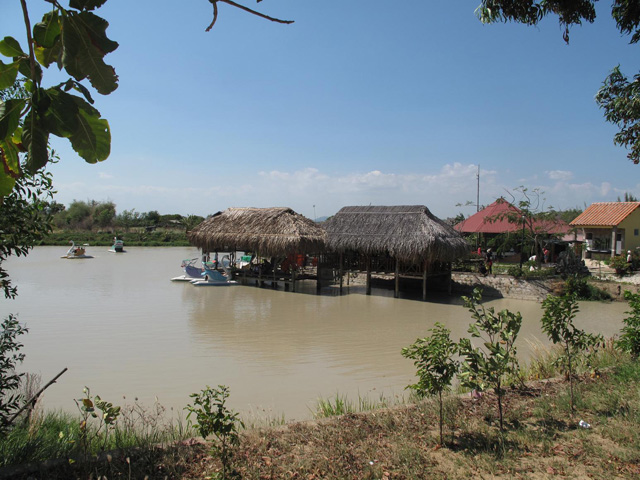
[0,247,627,421]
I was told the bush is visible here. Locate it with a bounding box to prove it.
[608,255,630,275]
[617,291,640,358]
[563,276,611,301]
[0,315,28,433]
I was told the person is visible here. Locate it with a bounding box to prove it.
[543,247,550,263]
[627,250,632,263]
[485,248,493,274]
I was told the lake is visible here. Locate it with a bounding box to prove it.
[0,246,627,422]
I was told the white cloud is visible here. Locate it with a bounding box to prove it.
[98,172,114,180]
[546,170,573,181]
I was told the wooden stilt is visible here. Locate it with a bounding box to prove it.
[339,252,344,295]
[366,256,372,295]
[422,260,429,301]
[447,263,452,295]
[292,269,296,293]
[394,258,400,298]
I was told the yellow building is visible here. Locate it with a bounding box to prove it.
[570,202,640,258]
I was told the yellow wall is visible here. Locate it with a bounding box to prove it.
[619,208,640,251]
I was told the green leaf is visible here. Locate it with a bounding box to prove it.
[34,12,61,48]
[17,57,43,84]
[43,88,80,137]
[22,110,50,173]
[67,96,110,163]
[34,12,62,67]
[0,61,20,90]
[0,99,25,141]
[0,37,24,57]
[69,0,108,11]
[0,138,20,196]
[61,11,119,95]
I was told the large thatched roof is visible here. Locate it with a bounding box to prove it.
[325,205,469,263]
[187,207,326,256]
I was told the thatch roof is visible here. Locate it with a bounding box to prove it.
[324,205,469,263]
[187,207,326,256]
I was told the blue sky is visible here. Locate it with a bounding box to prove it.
[3,0,640,220]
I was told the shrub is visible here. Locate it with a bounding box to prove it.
[402,323,458,446]
[0,315,28,433]
[540,294,603,412]
[617,291,640,358]
[458,288,522,432]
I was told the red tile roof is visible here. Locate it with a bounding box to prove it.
[454,200,521,234]
[455,199,571,235]
[570,202,640,227]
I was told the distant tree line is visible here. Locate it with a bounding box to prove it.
[48,199,205,233]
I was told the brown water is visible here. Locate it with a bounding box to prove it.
[0,247,626,421]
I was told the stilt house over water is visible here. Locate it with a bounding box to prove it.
[324,205,469,300]
[187,207,327,290]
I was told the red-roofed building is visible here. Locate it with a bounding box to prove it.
[570,202,640,258]
[455,199,571,236]
[455,199,574,260]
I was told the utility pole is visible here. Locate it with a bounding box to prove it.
[476,164,480,212]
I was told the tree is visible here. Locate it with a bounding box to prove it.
[494,187,562,268]
[458,288,522,433]
[0,1,118,198]
[540,293,603,412]
[402,323,459,446]
[617,192,639,202]
[475,1,640,164]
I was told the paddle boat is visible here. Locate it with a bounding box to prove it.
[108,237,125,253]
[171,258,205,282]
[61,241,94,259]
[191,261,237,286]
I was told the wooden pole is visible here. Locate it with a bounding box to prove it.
[366,256,372,295]
[394,258,400,298]
[339,252,344,294]
[422,260,429,301]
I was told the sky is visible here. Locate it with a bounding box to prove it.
[3,0,640,221]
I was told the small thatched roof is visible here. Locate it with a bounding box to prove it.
[187,207,326,257]
[325,205,469,263]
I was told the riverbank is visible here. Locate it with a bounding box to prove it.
[39,229,190,247]
[3,349,638,479]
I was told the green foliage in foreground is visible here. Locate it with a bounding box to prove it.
[459,288,522,433]
[186,385,244,479]
[0,315,28,433]
[541,294,603,412]
[617,290,640,358]
[0,402,188,468]
[402,323,458,445]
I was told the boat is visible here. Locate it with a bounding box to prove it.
[171,258,204,282]
[190,261,237,286]
[108,238,125,253]
[61,241,94,259]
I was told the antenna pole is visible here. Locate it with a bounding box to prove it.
[476,165,480,212]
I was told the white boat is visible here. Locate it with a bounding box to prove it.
[61,241,94,259]
[190,261,237,286]
[171,258,204,282]
[108,238,125,253]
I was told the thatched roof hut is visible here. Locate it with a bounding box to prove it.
[187,207,326,257]
[325,205,469,263]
